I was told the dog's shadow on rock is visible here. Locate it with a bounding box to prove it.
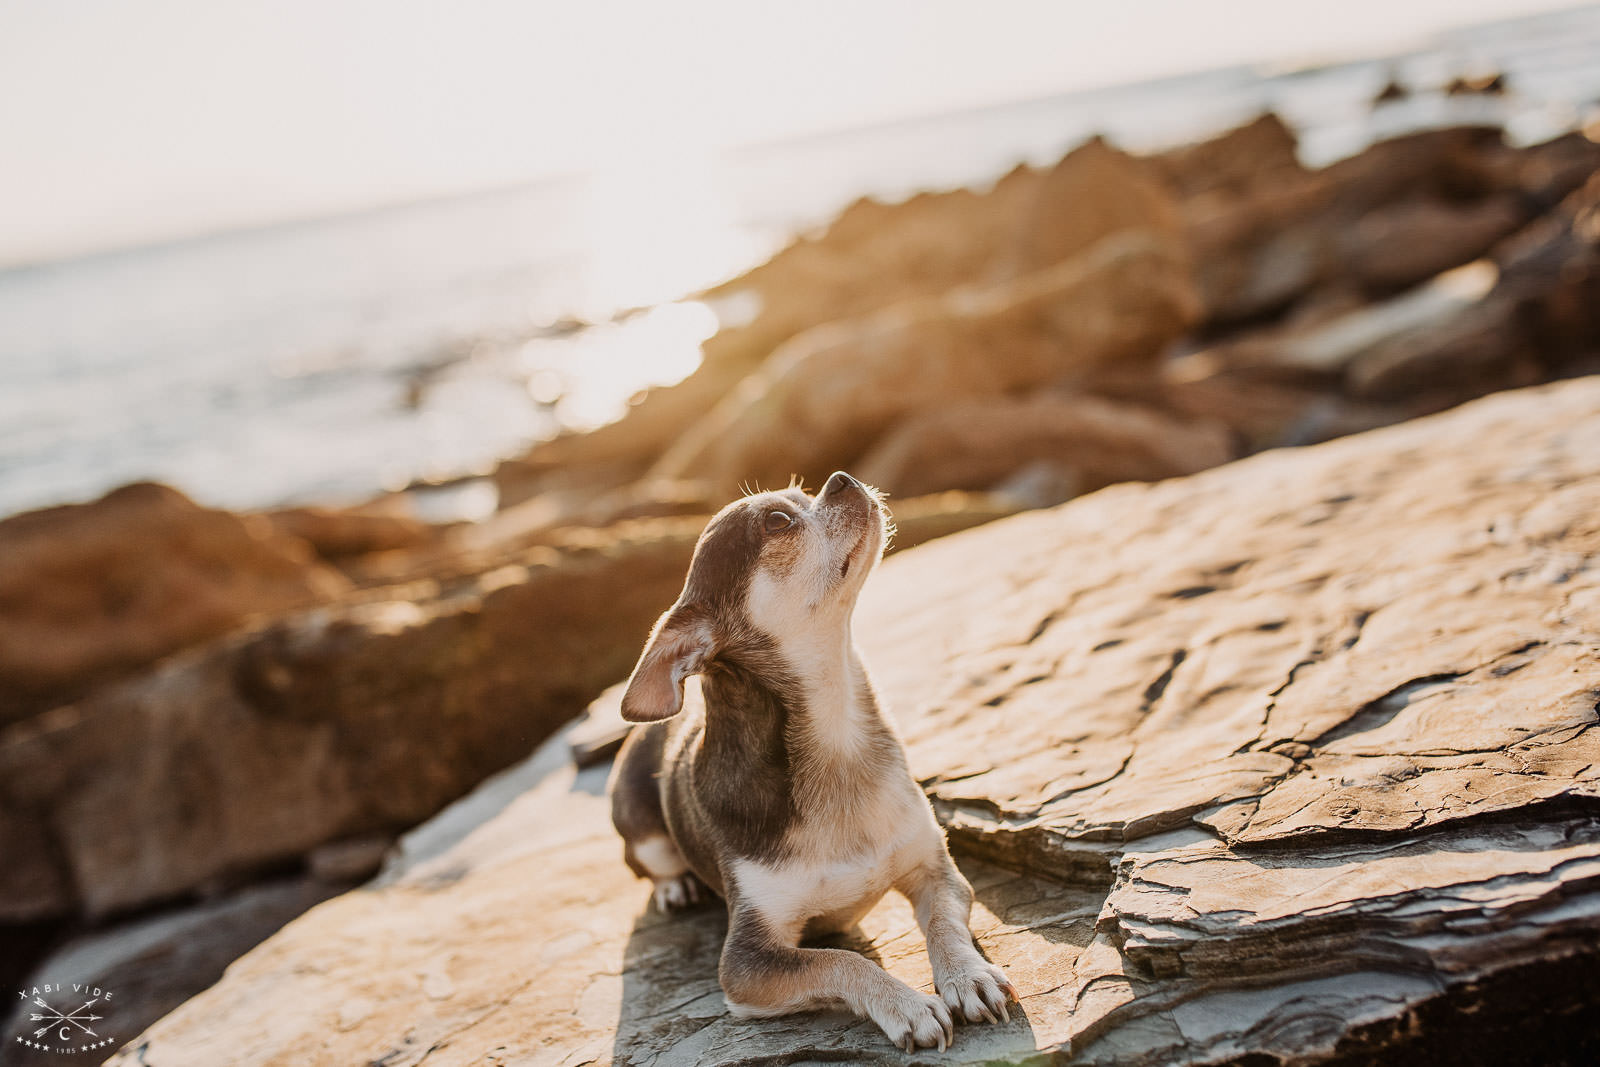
[609,871,1045,1065]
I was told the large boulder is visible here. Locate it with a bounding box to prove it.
[1125,130,1597,452]
[856,392,1235,500]
[704,137,1179,374]
[1337,193,1524,292]
[1012,137,1182,273]
[0,483,349,725]
[652,231,1200,495]
[493,141,1180,507]
[1349,171,1600,401]
[262,504,438,562]
[0,519,704,923]
[1185,124,1595,323]
[101,375,1600,1065]
[1136,260,1497,452]
[1150,112,1305,204]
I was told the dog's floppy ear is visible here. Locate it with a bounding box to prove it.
[621,607,712,722]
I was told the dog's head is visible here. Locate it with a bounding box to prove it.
[620,471,889,722]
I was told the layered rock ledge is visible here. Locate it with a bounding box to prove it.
[102,375,1600,1065]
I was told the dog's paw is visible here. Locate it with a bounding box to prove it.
[868,990,955,1054]
[937,961,1017,1025]
[651,873,702,913]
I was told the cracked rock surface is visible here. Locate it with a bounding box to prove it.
[867,377,1599,868]
[107,378,1600,1065]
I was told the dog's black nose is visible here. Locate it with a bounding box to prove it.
[822,471,860,496]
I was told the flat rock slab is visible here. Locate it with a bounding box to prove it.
[104,732,1102,1067]
[104,377,1600,1065]
[863,377,1600,867]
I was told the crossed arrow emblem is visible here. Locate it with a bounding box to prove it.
[29,995,102,1041]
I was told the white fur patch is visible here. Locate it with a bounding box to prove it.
[732,794,943,938]
[733,853,889,940]
[653,873,700,912]
[633,833,688,880]
[747,589,863,739]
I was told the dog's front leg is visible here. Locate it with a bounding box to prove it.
[900,859,1017,1024]
[719,906,955,1053]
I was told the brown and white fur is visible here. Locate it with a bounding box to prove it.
[608,471,1015,1053]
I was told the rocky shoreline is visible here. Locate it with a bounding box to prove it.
[2,107,1599,1062]
[94,377,1600,1066]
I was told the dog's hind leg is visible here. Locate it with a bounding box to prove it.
[609,722,701,911]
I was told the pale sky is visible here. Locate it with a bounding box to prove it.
[0,0,1580,266]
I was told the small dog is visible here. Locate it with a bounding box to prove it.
[609,471,1015,1052]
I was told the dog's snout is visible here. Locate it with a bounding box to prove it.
[822,471,861,497]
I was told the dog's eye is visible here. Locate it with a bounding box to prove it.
[764,510,793,533]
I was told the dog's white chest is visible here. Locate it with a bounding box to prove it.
[732,852,895,937]
[730,789,941,937]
